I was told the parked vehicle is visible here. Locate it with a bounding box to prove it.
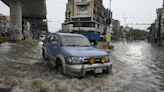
[42,33,112,77]
[72,31,101,44]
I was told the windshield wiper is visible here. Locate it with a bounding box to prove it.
[79,45,91,47]
[64,44,91,47]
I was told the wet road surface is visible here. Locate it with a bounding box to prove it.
[0,41,164,92]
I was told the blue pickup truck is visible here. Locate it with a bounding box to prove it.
[42,33,112,77]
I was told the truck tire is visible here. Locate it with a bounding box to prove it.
[56,59,64,74]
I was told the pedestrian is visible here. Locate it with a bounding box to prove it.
[105,34,111,45]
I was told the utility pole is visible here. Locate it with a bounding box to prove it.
[109,0,111,10]
[123,13,127,27]
[109,0,112,25]
[107,0,112,29]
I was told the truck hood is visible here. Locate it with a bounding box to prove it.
[62,47,108,57]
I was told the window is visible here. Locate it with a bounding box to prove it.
[79,6,88,15]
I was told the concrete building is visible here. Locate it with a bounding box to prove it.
[1,0,48,40]
[156,7,164,45]
[112,19,121,40]
[0,13,10,36]
[149,0,164,45]
[148,23,156,42]
[63,0,112,35]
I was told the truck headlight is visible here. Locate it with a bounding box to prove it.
[68,57,83,64]
[102,56,110,63]
[101,57,107,64]
[89,57,95,64]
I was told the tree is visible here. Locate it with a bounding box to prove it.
[126,28,148,41]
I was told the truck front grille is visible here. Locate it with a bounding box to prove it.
[83,57,103,64]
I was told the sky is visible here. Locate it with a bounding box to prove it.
[0,0,163,32]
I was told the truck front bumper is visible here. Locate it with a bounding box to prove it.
[65,62,112,77]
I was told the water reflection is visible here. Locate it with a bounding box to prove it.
[127,45,142,58]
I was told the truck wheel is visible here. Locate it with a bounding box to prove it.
[56,59,63,74]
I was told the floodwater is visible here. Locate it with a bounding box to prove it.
[0,41,164,92]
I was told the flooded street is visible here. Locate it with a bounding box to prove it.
[0,41,164,92]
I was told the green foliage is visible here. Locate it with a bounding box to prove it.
[126,28,148,41]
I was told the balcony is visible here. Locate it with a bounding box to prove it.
[76,0,90,6]
[71,27,97,32]
[79,10,88,15]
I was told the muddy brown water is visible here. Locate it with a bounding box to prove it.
[0,41,164,92]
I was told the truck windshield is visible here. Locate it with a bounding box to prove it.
[61,35,91,46]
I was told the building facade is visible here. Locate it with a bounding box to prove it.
[63,0,112,35]
[156,7,164,45]
[149,1,164,45]
[0,13,10,36]
[112,19,121,40]
[148,23,156,42]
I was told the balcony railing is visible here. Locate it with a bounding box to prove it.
[79,10,88,15]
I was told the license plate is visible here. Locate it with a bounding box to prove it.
[94,68,102,73]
